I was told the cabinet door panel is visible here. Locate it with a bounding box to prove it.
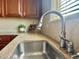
[30,0,37,17]
[23,0,42,18]
[5,0,20,17]
[23,0,30,17]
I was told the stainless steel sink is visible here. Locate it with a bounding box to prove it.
[10,41,64,59]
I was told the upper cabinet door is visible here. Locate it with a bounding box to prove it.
[23,0,42,18]
[5,0,21,17]
[0,0,42,18]
[23,0,30,17]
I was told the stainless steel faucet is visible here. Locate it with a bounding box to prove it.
[72,53,79,58]
[36,10,66,48]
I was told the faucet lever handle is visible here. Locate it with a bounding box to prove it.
[59,35,66,40]
[59,35,67,48]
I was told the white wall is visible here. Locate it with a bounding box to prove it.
[42,0,79,51]
[0,18,37,33]
[42,0,51,14]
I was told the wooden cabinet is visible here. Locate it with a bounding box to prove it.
[23,0,42,18]
[0,0,5,16]
[0,0,42,18]
[5,0,20,17]
[4,0,42,18]
[23,0,31,17]
[0,0,2,16]
[0,35,17,50]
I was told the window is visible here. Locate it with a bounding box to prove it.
[59,0,79,16]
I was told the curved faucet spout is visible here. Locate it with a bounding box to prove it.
[37,10,66,38]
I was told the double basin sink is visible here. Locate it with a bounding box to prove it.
[10,41,64,59]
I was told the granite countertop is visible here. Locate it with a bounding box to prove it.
[0,33,73,59]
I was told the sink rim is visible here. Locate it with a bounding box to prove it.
[10,40,65,59]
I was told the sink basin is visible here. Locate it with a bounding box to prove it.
[10,41,64,59]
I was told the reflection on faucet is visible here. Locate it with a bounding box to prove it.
[72,53,79,58]
[36,10,66,48]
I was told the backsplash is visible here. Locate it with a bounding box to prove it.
[0,18,38,33]
[42,13,79,51]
